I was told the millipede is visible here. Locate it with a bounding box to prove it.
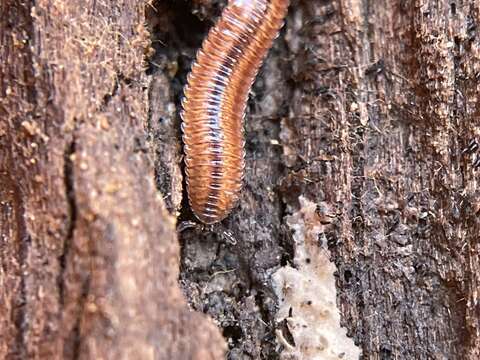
[181,0,290,224]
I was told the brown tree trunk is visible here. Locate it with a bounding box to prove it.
[0,0,225,358]
[1,0,479,359]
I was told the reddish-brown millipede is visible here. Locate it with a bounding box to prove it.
[181,0,289,224]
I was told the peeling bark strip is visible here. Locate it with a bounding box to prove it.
[1,0,225,359]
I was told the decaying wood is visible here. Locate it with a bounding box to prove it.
[1,0,225,358]
[157,0,480,359]
[2,0,480,359]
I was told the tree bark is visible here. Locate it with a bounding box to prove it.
[1,0,225,358]
[2,0,480,359]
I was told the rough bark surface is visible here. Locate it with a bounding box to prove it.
[1,0,225,358]
[2,0,480,359]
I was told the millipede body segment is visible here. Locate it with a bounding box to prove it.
[181,0,289,224]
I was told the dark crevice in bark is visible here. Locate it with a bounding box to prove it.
[146,0,207,216]
[59,127,95,360]
[70,275,91,360]
[146,79,155,151]
[277,192,293,267]
[146,0,209,217]
[102,78,120,108]
[59,126,93,360]
[179,1,288,357]
[150,1,289,356]
[253,289,279,353]
[59,134,78,306]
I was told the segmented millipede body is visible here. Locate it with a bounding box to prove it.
[181,0,289,224]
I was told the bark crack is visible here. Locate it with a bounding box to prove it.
[71,275,91,360]
[59,134,78,307]
[59,128,93,359]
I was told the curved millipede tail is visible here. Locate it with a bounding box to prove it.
[181,0,290,224]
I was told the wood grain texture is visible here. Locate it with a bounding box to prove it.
[181,0,289,223]
[281,0,480,358]
[0,0,225,358]
[2,0,480,358]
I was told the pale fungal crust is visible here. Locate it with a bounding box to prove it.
[272,196,361,360]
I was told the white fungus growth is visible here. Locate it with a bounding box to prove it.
[272,196,361,360]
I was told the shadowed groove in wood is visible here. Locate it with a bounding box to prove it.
[181,0,289,223]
